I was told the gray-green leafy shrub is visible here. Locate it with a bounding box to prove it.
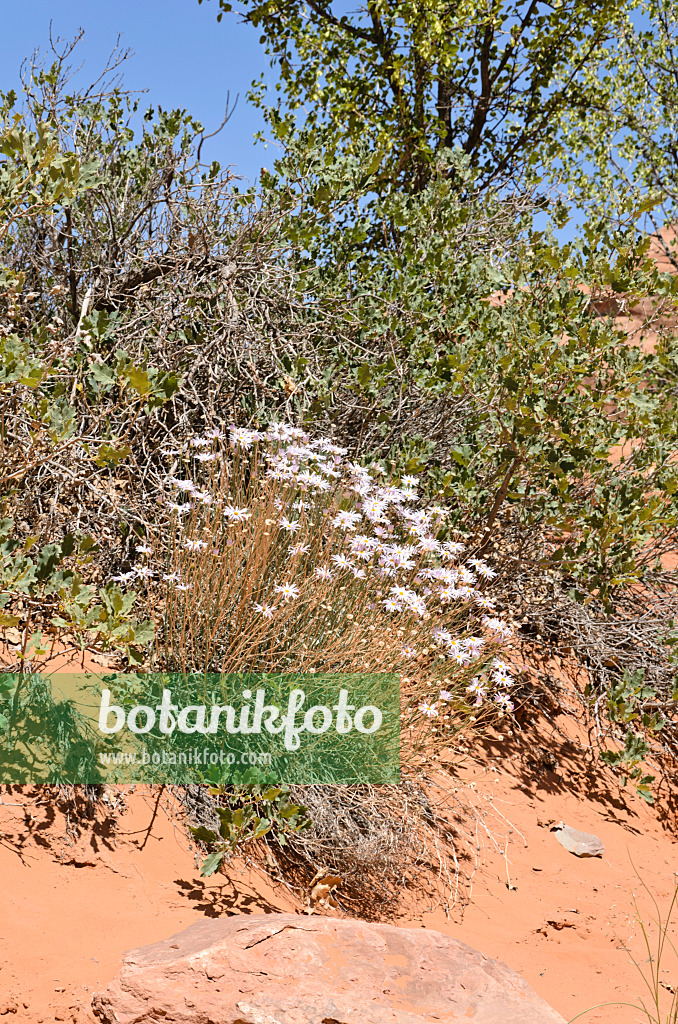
[0,73,181,667]
[599,668,668,802]
[190,775,311,877]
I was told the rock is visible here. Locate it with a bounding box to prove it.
[92,912,567,1024]
[551,822,604,857]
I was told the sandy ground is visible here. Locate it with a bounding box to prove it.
[433,708,678,1024]
[1,676,677,1024]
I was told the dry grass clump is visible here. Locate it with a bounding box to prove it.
[124,424,524,768]
[177,777,470,919]
[279,782,444,917]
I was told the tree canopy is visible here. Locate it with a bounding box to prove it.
[202,0,630,195]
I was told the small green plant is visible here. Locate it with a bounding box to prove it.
[0,518,154,666]
[626,877,678,1024]
[190,772,311,877]
[599,668,665,803]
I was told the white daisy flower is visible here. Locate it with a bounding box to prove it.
[332,510,362,531]
[363,500,388,523]
[493,669,514,687]
[352,547,373,562]
[169,477,196,493]
[184,539,207,551]
[230,427,261,449]
[477,564,497,580]
[133,565,155,578]
[494,693,514,712]
[441,541,465,558]
[168,502,192,515]
[466,679,487,705]
[482,616,512,638]
[110,571,136,584]
[466,636,486,655]
[279,516,301,533]
[254,603,276,619]
[224,505,252,522]
[432,627,453,646]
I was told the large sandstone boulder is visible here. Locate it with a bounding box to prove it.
[92,913,566,1024]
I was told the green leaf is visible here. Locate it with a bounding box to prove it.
[357,363,372,386]
[199,851,226,877]
[36,543,62,581]
[123,366,151,395]
[189,826,221,844]
[93,443,132,468]
[277,802,303,819]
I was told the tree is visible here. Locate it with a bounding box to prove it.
[202,0,626,193]
[556,0,678,262]
[256,139,678,602]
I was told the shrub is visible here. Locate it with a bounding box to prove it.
[117,422,523,763]
[0,91,180,672]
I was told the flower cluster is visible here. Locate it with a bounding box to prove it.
[419,657,516,719]
[466,658,515,710]
[113,422,520,729]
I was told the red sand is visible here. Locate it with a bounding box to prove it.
[2,678,677,1024]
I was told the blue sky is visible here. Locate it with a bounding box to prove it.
[0,0,273,185]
